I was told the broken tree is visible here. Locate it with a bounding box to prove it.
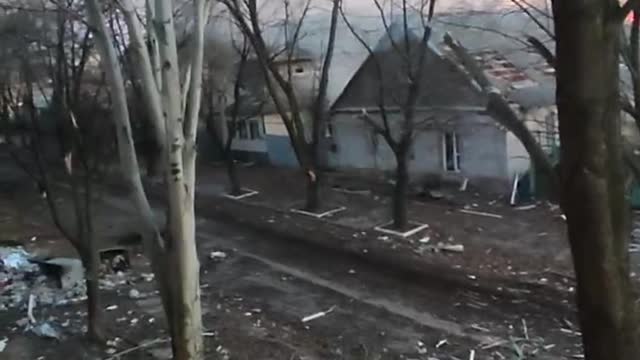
[223,0,341,211]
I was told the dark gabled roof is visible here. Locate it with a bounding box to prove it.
[331,33,486,111]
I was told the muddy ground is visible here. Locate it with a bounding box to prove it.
[0,161,587,359]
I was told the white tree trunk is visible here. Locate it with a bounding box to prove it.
[156,0,203,357]
[86,0,207,358]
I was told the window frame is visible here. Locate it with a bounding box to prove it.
[442,131,461,172]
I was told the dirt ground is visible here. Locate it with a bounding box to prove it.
[0,161,588,359]
[195,163,633,285]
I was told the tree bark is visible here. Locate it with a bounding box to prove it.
[304,169,320,211]
[226,157,242,195]
[83,250,104,342]
[553,1,640,359]
[392,150,409,230]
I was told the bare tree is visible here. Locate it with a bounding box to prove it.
[341,0,436,229]
[0,0,110,341]
[203,34,257,195]
[222,0,341,211]
[84,0,210,357]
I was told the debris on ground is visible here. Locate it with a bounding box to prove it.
[459,209,503,219]
[436,339,448,349]
[437,243,464,253]
[100,247,130,273]
[1,247,86,310]
[0,337,7,352]
[29,321,63,340]
[515,204,537,211]
[301,305,336,323]
[128,288,143,299]
[209,251,228,261]
[416,340,428,354]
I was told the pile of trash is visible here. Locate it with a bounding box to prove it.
[0,246,86,311]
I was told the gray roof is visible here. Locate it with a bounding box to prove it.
[208,8,557,112]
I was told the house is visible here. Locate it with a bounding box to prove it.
[203,10,563,193]
[325,24,533,192]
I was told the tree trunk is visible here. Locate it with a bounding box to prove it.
[226,157,242,195]
[304,168,320,211]
[392,151,409,230]
[83,251,104,342]
[553,1,640,359]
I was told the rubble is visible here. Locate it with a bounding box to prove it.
[1,247,86,310]
[30,322,63,340]
[301,305,336,323]
[0,337,7,352]
[209,251,228,261]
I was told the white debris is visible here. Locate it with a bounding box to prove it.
[129,289,142,299]
[459,209,503,219]
[1,248,32,269]
[419,237,431,244]
[436,339,448,348]
[437,243,464,253]
[0,337,7,352]
[302,306,336,323]
[30,322,62,340]
[416,340,428,354]
[105,305,118,311]
[209,251,228,261]
[27,294,37,324]
[515,204,537,211]
[469,349,476,360]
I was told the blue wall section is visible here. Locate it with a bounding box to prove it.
[265,134,300,167]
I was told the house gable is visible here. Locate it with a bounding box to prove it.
[331,37,485,111]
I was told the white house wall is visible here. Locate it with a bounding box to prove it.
[328,112,511,190]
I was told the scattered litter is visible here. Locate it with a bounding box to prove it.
[459,178,469,191]
[105,338,169,360]
[209,251,228,261]
[30,322,62,340]
[470,324,490,332]
[515,204,536,211]
[105,348,117,355]
[437,243,464,253]
[416,340,428,354]
[0,247,33,269]
[129,289,142,299]
[459,209,503,219]
[436,339,448,348]
[100,247,130,273]
[27,294,37,323]
[521,319,529,340]
[469,349,476,360]
[0,337,7,352]
[418,237,431,244]
[140,273,155,282]
[302,306,336,323]
[105,305,118,311]
[630,244,640,253]
[560,214,567,221]
[467,274,477,280]
[480,340,508,350]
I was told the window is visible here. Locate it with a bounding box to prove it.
[249,120,262,139]
[443,132,461,172]
[238,120,248,139]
